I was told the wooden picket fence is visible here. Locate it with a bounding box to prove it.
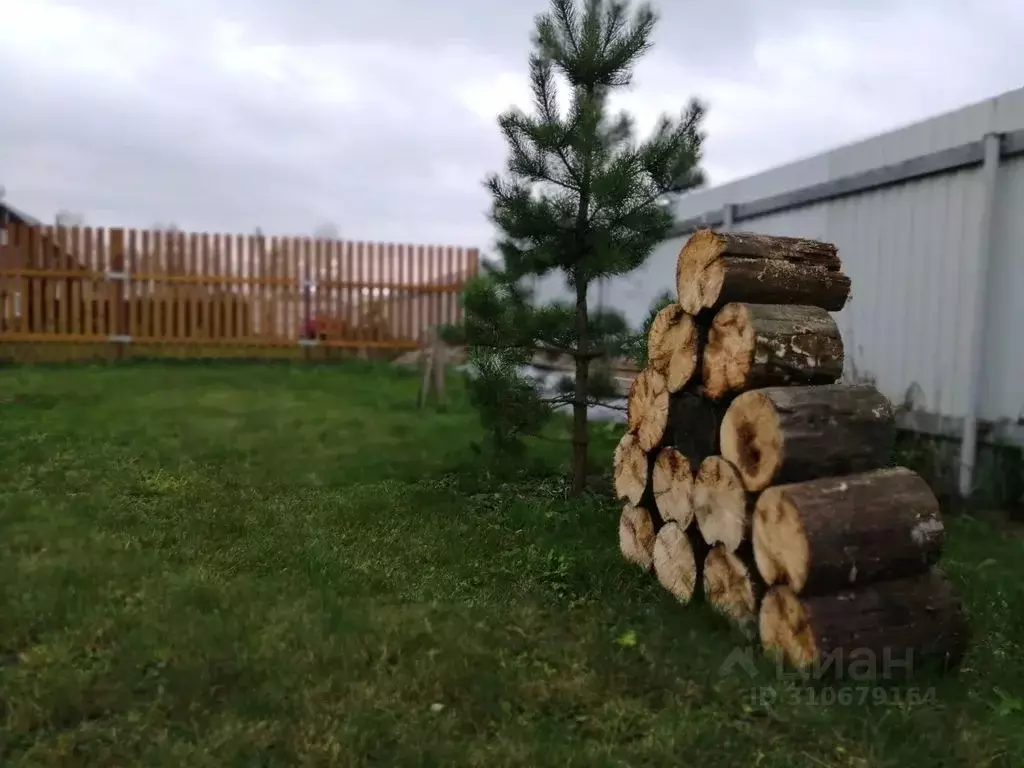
[0,222,479,362]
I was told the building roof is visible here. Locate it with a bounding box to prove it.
[0,200,41,227]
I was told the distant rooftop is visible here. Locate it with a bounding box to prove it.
[0,199,41,227]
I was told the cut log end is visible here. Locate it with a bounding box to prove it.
[652,522,700,604]
[626,368,670,452]
[647,303,699,393]
[752,487,810,591]
[703,545,760,634]
[676,229,722,314]
[619,503,657,570]
[719,391,782,492]
[759,584,816,668]
[613,432,648,506]
[652,447,694,527]
[702,303,844,400]
[693,456,749,551]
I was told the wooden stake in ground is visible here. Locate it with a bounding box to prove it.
[693,456,750,552]
[626,368,669,452]
[652,522,707,604]
[702,303,844,400]
[652,447,694,527]
[613,432,648,506]
[703,544,763,636]
[759,569,969,676]
[417,327,448,411]
[720,384,896,492]
[753,467,944,595]
[676,229,850,316]
[646,303,700,393]
[618,502,661,570]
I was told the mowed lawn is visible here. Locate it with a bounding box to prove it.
[1,362,1023,767]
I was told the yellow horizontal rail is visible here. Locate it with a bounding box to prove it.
[0,332,419,350]
[0,268,467,293]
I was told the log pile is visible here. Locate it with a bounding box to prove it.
[614,229,968,677]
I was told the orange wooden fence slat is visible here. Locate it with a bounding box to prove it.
[0,222,476,358]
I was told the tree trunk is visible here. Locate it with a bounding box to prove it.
[652,446,694,527]
[660,386,727,468]
[703,543,763,636]
[720,384,896,492]
[626,368,670,452]
[571,279,589,495]
[613,431,649,506]
[618,502,662,571]
[702,303,844,400]
[753,467,944,595]
[693,456,752,552]
[646,302,700,393]
[652,521,708,605]
[759,569,969,677]
[676,229,848,315]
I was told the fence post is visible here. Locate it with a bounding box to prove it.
[108,228,128,360]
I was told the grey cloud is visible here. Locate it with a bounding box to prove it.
[1,0,1022,255]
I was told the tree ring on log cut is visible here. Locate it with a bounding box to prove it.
[652,522,699,604]
[676,229,726,314]
[693,456,748,552]
[752,488,811,591]
[759,585,816,668]
[719,391,782,492]
[702,303,844,400]
[613,432,648,506]
[646,303,699,392]
[703,545,759,634]
[619,503,657,570]
[626,368,670,452]
[652,447,694,527]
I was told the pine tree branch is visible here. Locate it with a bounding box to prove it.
[500,112,579,194]
[541,392,627,411]
[530,54,582,189]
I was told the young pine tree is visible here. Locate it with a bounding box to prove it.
[461,0,706,494]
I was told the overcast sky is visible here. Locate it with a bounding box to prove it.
[0,0,1021,251]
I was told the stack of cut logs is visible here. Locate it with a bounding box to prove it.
[614,229,968,674]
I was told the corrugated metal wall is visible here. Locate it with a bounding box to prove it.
[538,86,1024,445]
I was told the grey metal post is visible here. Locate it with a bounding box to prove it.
[958,132,1003,498]
[721,203,736,231]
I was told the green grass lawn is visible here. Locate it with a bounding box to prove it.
[1,361,1023,767]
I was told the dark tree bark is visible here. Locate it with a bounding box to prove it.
[660,385,729,468]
